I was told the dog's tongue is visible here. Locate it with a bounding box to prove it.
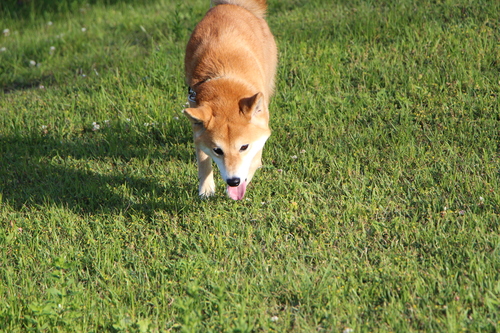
[227,180,247,200]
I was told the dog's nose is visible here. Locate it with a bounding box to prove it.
[226,177,240,187]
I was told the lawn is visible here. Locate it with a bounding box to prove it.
[1,0,499,331]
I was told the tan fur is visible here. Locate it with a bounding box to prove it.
[183,0,277,199]
[211,0,268,18]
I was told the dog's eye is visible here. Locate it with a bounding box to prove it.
[213,148,224,155]
[240,144,249,152]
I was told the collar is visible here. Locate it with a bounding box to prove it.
[187,76,224,104]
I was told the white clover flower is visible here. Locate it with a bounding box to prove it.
[47,21,53,26]
[92,122,100,131]
[49,46,56,54]
[270,316,278,322]
[29,60,36,67]
[291,155,298,159]
[39,85,45,89]
[0,47,6,52]
[300,149,306,153]
[3,29,10,36]
[81,27,87,32]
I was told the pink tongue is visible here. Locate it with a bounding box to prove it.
[227,180,247,200]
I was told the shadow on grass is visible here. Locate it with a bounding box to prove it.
[0,126,197,216]
[2,75,58,94]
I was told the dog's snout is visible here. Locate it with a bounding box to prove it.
[226,177,241,187]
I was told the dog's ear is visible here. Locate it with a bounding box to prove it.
[239,92,265,117]
[239,92,269,125]
[183,106,211,125]
[240,92,268,127]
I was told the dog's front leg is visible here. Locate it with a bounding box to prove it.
[196,147,216,197]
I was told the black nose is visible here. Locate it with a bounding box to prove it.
[226,177,240,187]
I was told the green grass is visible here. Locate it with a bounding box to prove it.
[1,0,499,331]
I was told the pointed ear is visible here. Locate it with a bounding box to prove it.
[183,106,211,125]
[239,92,265,118]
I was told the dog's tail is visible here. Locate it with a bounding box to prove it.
[211,0,267,18]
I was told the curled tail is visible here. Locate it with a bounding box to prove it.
[211,0,267,18]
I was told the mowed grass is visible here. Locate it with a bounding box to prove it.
[1,0,499,331]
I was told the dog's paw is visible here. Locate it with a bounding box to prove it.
[199,181,216,198]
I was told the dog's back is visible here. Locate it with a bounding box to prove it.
[211,0,268,19]
[185,0,277,104]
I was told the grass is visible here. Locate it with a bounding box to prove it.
[1,0,499,331]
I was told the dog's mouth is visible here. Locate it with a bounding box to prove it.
[227,179,247,200]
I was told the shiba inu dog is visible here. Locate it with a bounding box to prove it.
[183,0,277,200]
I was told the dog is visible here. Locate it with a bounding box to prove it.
[183,0,277,200]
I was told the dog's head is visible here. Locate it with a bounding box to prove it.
[183,83,271,200]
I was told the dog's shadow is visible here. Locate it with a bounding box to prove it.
[0,123,198,216]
